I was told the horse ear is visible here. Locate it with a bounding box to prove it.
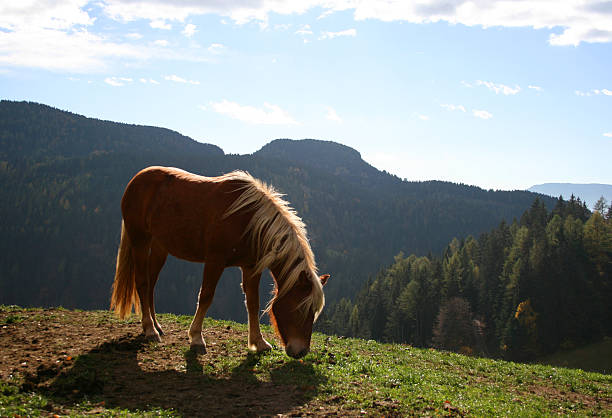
[319,274,330,286]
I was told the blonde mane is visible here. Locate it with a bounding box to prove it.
[215,171,325,320]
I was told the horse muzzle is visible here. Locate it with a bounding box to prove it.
[285,342,309,359]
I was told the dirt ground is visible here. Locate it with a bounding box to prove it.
[0,308,337,417]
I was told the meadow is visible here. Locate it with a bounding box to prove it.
[1,305,610,416]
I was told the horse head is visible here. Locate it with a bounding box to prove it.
[269,271,329,358]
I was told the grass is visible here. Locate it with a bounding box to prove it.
[1,307,611,416]
[536,337,612,375]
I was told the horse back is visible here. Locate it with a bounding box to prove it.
[121,166,252,264]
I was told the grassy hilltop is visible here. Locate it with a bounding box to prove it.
[1,306,610,416]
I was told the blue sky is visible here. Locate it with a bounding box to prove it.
[1,1,611,190]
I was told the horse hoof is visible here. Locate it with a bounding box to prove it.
[190,344,207,354]
[145,333,162,343]
[250,340,273,353]
[259,342,273,352]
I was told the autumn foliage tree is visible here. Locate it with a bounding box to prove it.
[432,297,477,355]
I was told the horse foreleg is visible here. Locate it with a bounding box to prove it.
[147,240,168,336]
[241,267,272,352]
[188,262,224,352]
[133,241,161,342]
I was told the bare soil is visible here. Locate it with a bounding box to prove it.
[0,308,335,417]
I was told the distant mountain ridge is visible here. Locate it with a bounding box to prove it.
[0,100,558,322]
[1,100,224,161]
[528,183,612,209]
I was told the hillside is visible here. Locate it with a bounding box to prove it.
[528,183,612,209]
[0,100,558,322]
[1,306,610,416]
[319,197,612,362]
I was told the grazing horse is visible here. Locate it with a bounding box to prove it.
[110,166,329,358]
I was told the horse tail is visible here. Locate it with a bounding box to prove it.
[110,221,140,318]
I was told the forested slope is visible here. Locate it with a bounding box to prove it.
[320,196,612,361]
[0,100,556,322]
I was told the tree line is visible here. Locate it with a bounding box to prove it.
[317,196,612,361]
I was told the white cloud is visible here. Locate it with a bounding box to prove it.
[549,26,612,47]
[164,74,200,84]
[473,109,493,119]
[295,24,313,36]
[343,1,612,46]
[325,106,342,123]
[100,0,289,27]
[139,78,159,84]
[105,76,133,86]
[476,80,521,95]
[417,114,430,121]
[93,1,612,46]
[576,88,612,96]
[125,33,143,40]
[209,100,299,125]
[208,43,225,54]
[4,0,612,74]
[274,23,292,31]
[528,85,542,92]
[442,103,492,120]
[0,2,146,72]
[0,1,94,31]
[0,26,145,72]
[149,19,171,30]
[319,28,357,40]
[318,9,334,20]
[604,132,612,138]
[441,103,466,112]
[182,23,197,37]
[153,39,169,47]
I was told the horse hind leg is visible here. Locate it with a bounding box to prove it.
[147,240,168,336]
[188,261,224,352]
[132,239,161,342]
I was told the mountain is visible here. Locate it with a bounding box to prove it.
[255,138,384,183]
[0,100,558,322]
[1,100,223,161]
[528,183,612,209]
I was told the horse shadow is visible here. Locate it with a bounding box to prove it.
[28,335,327,417]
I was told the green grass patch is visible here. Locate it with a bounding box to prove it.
[536,337,612,375]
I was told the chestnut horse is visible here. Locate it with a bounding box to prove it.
[111,166,329,358]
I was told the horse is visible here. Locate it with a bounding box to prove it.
[110,166,329,358]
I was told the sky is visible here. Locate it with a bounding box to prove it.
[1,1,611,191]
